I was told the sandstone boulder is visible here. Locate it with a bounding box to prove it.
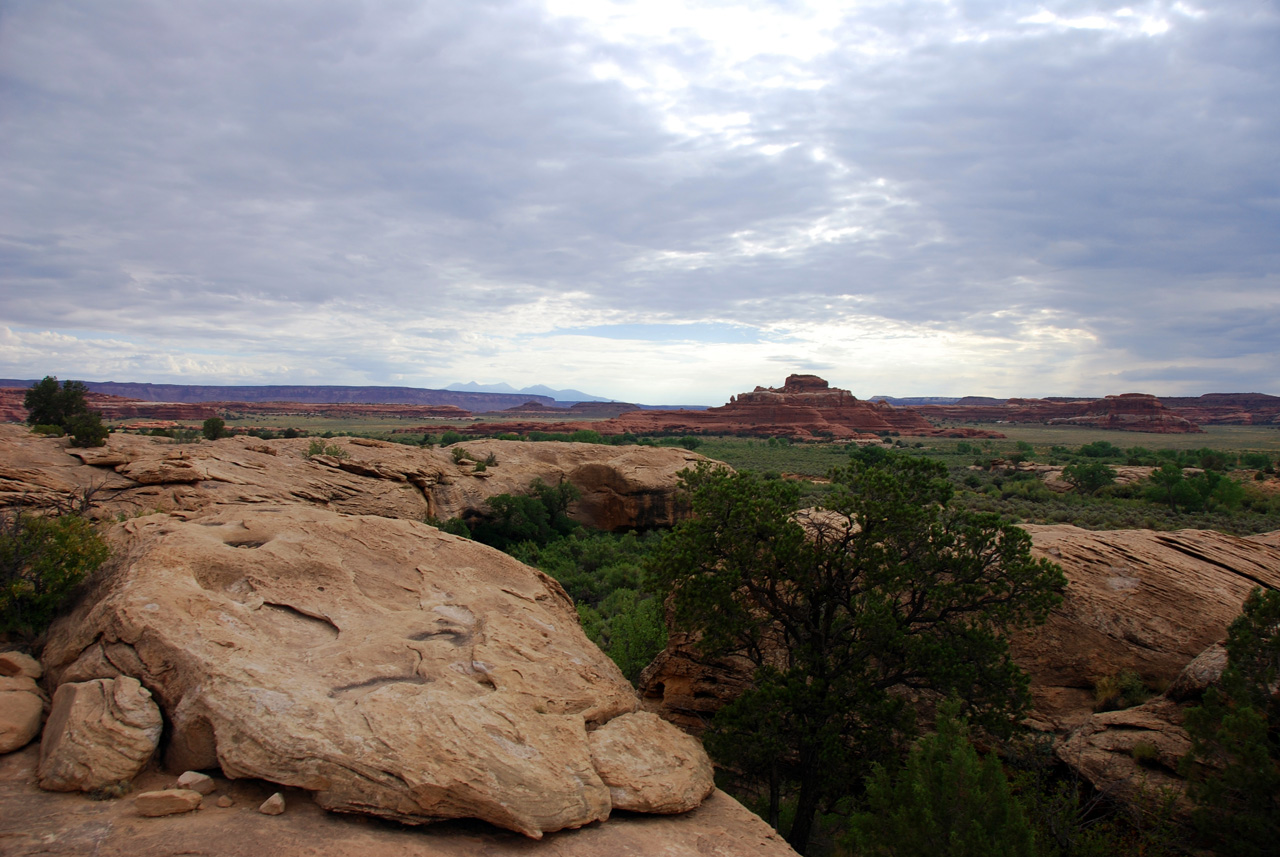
[40,504,712,838]
[587,711,715,814]
[0,676,45,754]
[37,676,163,791]
[0,650,43,679]
[176,770,216,795]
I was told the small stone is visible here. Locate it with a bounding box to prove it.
[176,770,216,795]
[259,792,285,815]
[0,651,42,680]
[136,788,203,817]
[216,795,233,808]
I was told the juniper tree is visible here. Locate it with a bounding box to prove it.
[650,453,1065,854]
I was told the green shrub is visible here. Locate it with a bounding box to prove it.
[1093,669,1150,712]
[66,411,108,448]
[1,508,109,640]
[1131,741,1160,768]
[846,701,1035,857]
[201,417,227,440]
[439,430,467,446]
[32,424,64,437]
[306,439,349,459]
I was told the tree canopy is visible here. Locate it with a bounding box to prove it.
[23,375,91,428]
[23,375,107,447]
[1182,587,1280,857]
[649,453,1066,853]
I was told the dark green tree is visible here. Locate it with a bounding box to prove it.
[65,410,108,448]
[1181,587,1280,857]
[468,478,582,551]
[23,376,92,428]
[847,700,1035,857]
[1061,461,1116,495]
[650,455,1065,854]
[201,416,228,440]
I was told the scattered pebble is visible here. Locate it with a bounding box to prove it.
[176,770,216,795]
[135,788,203,817]
[259,792,285,815]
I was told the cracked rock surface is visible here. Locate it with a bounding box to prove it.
[39,504,702,838]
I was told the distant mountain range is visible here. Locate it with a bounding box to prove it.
[445,381,610,403]
[0,380,559,411]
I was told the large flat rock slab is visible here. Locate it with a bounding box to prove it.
[39,504,693,837]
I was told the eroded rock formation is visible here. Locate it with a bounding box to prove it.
[466,375,1003,440]
[917,393,1204,433]
[0,425,704,532]
[38,504,713,837]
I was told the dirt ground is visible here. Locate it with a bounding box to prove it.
[0,744,796,857]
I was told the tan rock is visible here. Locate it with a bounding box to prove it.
[176,770,216,795]
[0,687,44,753]
[117,458,206,485]
[259,792,286,815]
[1013,524,1280,728]
[216,794,234,808]
[1056,696,1193,816]
[0,425,700,533]
[588,712,715,813]
[1166,643,1228,702]
[37,676,163,792]
[39,504,656,837]
[0,651,42,679]
[135,788,203,817]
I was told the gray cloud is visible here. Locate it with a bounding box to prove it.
[1,0,1276,399]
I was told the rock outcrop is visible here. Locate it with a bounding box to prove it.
[0,425,704,532]
[917,394,1203,433]
[466,375,1004,440]
[38,504,712,838]
[36,677,163,792]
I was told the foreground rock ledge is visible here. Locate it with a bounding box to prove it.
[0,743,799,857]
[40,504,709,838]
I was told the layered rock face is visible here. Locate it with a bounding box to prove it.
[467,375,1002,440]
[40,505,713,837]
[917,393,1203,433]
[639,524,1280,733]
[0,425,704,532]
[1159,392,1280,425]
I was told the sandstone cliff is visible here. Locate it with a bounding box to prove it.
[466,375,1003,440]
[917,393,1203,433]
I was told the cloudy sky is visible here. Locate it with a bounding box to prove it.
[2,1,1276,404]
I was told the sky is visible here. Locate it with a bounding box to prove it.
[1,1,1277,405]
